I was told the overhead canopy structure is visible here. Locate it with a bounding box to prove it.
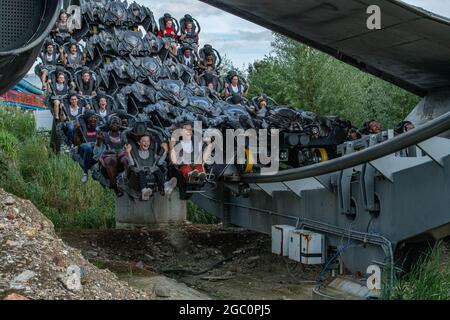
[200,0,450,97]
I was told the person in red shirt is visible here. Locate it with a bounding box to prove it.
[169,123,213,183]
[158,18,177,39]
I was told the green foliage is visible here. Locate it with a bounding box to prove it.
[389,242,450,300]
[247,35,420,128]
[0,130,19,160]
[0,106,35,140]
[0,107,115,230]
[187,201,220,225]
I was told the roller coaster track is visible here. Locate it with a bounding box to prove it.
[242,109,450,183]
[199,0,450,183]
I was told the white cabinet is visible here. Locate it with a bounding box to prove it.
[289,230,325,265]
[272,225,296,256]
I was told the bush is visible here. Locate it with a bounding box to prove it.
[0,107,115,230]
[0,130,19,160]
[389,242,450,300]
[187,201,221,225]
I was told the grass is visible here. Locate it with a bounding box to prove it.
[387,241,450,300]
[0,106,219,229]
[0,106,116,230]
[187,201,221,225]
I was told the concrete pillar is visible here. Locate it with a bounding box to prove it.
[218,184,232,227]
[115,191,187,229]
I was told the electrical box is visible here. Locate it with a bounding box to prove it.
[288,230,303,262]
[288,230,325,265]
[34,110,53,132]
[301,230,325,265]
[272,225,296,256]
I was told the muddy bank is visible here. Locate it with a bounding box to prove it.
[61,224,322,300]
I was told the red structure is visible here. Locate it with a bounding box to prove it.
[0,90,46,110]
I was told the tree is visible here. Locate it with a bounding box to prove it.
[247,34,420,128]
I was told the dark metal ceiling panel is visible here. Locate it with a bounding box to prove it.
[200,0,450,96]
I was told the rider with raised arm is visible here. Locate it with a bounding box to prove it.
[169,123,214,184]
[125,134,177,201]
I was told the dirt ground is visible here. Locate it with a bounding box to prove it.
[61,224,323,300]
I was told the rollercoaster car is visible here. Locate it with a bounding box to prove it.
[115,121,169,200]
[265,106,351,166]
[43,0,354,197]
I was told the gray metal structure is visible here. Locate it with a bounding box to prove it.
[193,0,450,293]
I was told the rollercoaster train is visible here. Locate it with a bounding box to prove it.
[34,0,354,200]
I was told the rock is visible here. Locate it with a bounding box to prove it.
[9,283,26,291]
[144,254,155,261]
[85,250,99,259]
[0,280,9,292]
[53,255,65,267]
[229,266,243,273]
[79,266,88,285]
[6,240,21,248]
[154,285,171,298]
[248,256,260,262]
[4,196,16,206]
[136,261,145,269]
[58,265,82,292]
[6,210,16,220]
[23,226,38,238]
[0,189,151,300]
[14,270,36,283]
[4,293,29,301]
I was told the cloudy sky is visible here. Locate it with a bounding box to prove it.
[139,0,273,69]
[139,0,450,68]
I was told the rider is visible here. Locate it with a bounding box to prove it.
[257,96,268,110]
[99,116,128,195]
[125,134,177,200]
[169,123,214,183]
[158,14,178,39]
[360,119,382,136]
[395,121,415,135]
[97,95,110,120]
[74,110,102,184]
[224,73,248,98]
[78,68,97,97]
[36,40,62,91]
[63,41,85,70]
[198,44,220,73]
[50,71,70,120]
[179,46,196,68]
[67,93,83,120]
[53,9,73,45]
[179,16,199,51]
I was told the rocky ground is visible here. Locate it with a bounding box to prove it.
[61,225,321,300]
[0,188,152,300]
[0,187,323,300]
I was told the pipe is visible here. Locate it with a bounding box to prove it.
[198,193,301,226]
[297,218,394,298]
[196,193,394,297]
[242,110,450,183]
